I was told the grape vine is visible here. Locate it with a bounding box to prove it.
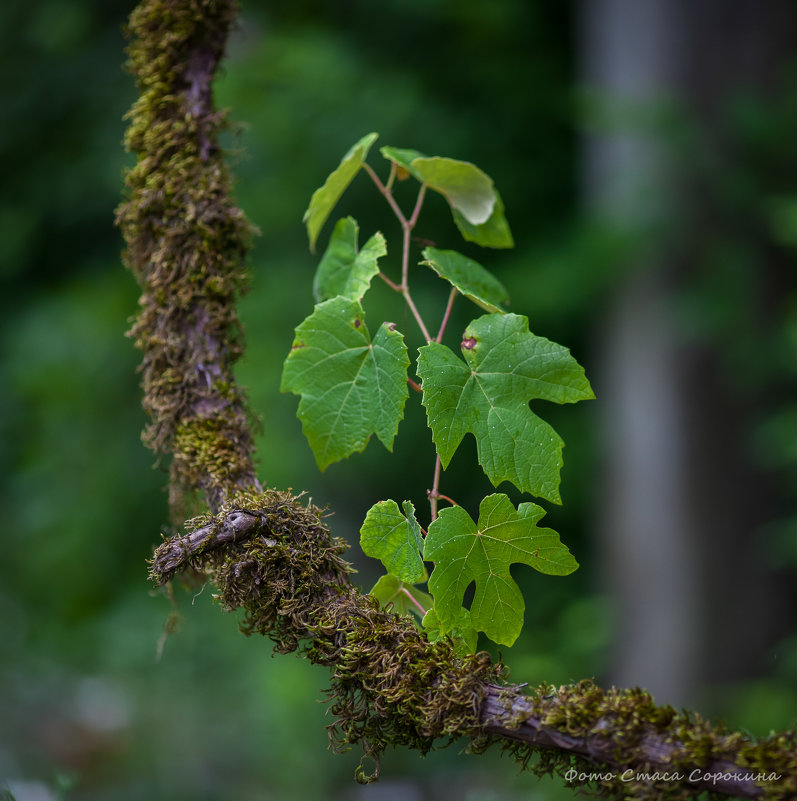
[281,133,595,649]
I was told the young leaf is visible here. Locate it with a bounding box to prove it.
[421,246,509,313]
[416,312,594,503]
[280,296,409,470]
[370,573,432,620]
[360,499,425,584]
[452,190,514,249]
[411,156,496,225]
[422,606,478,655]
[380,146,426,181]
[423,493,578,646]
[303,132,379,252]
[313,217,386,303]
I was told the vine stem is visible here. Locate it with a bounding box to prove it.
[363,163,432,343]
[364,162,449,546]
[363,162,406,226]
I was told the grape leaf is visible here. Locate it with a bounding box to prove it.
[452,190,514,249]
[423,493,578,646]
[280,296,409,470]
[360,499,425,583]
[416,312,594,503]
[303,132,378,252]
[411,156,496,225]
[313,217,386,303]
[422,606,478,655]
[370,573,432,620]
[421,246,509,313]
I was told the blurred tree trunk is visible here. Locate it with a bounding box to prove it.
[580,0,797,705]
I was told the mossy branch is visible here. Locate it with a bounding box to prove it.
[118,1,797,798]
[116,0,259,513]
[149,502,796,799]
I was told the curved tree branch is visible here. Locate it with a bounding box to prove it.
[118,1,797,798]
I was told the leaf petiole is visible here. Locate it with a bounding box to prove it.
[378,271,401,292]
[429,453,442,521]
[401,288,432,342]
[385,160,397,193]
[436,287,457,343]
[399,586,428,617]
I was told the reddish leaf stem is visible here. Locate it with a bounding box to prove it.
[429,454,442,521]
[378,271,401,292]
[408,183,427,228]
[363,162,406,225]
[364,163,433,343]
[436,287,457,343]
[399,586,428,617]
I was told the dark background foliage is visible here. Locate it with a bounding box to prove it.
[1,1,796,799]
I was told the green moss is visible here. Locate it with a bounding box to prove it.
[172,416,255,495]
[486,680,797,800]
[151,491,503,782]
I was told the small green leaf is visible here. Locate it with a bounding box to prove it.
[421,246,509,313]
[380,146,426,180]
[313,217,386,303]
[370,573,432,620]
[422,606,478,655]
[281,296,409,470]
[411,156,496,225]
[303,132,379,252]
[360,499,425,584]
[416,312,594,503]
[411,156,495,225]
[423,493,578,646]
[452,190,514,249]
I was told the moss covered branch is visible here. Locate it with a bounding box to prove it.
[149,501,795,799]
[118,1,796,798]
[116,0,259,513]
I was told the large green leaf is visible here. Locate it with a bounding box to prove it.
[303,132,378,252]
[370,573,432,621]
[421,246,509,313]
[416,312,594,503]
[280,296,409,470]
[452,190,514,249]
[313,217,386,303]
[423,493,577,646]
[360,499,425,583]
[422,606,478,655]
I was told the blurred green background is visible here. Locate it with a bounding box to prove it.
[2,1,796,799]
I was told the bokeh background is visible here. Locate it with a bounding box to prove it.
[2,1,797,799]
